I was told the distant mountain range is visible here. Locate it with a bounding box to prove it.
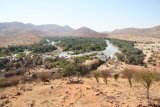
[0,22,106,37]
[1,22,159,38]
[110,25,160,38]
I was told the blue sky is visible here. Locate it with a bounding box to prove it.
[0,0,160,31]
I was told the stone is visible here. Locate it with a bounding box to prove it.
[0,94,7,99]
[4,99,10,104]
[15,91,21,96]
[51,86,53,89]
[86,87,91,90]
[26,87,32,91]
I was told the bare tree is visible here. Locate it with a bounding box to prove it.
[138,71,154,100]
[101,70,110,84]
[123,68,135,87]
[92,71,100,83]
[114,73,119,81]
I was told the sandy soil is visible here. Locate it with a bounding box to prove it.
[0,77,160,107]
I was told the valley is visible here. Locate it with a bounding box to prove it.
[0,23,160,107]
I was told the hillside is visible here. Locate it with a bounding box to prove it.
[1,77,160,107]
[70,27,98,36]
[110,25,160,38]
[0,35,41,47]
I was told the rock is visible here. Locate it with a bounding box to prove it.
[149,100,160,107]
[4,99,10,104]
[15,91,21,96]
[0,94,7,99]
[11,96,17,99]
[0,99,10,107]
[20,86,26,92]
[29,100,35,107]
[26,87,32,91]
[86,87,91,90]
[153,101,160,106]
[0,102,4,107]
[20,86,32,92]
[65,91,69,94]
[94,92,100,96]
[51,86,53,89]
[67,79,83,84]
[41,100,49,104]
[140,101,149,107]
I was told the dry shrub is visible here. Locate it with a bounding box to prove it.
[101,70,110,84]
[153,72,160,82]
[136,71,154,100]
[122,68,136,87]
[92,70,100,83]
[31,72,52,84]
[32,72,61,82]
[0,76,21,87]
[32,72,51,79]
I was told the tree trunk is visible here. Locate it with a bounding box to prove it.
[103,78,107,84]
[96,78,99,83]
[128,78,132,87]
[147,88,149,100]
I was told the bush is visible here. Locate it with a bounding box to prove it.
[0,58,10,70]
[3,70,17,78]
[62,64,76,77]
[144,63,148,68]
[110,38,144,65]
[43,61,53,69]
[77,65,88,76]
[52,59,72,68]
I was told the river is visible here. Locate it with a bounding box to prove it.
[47,39,120,60]
[102,40,120,58]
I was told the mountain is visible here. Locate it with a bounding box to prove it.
[0,22,42,37]
[0,22,107,38]
[69,27,98,37]
[0,22,107,47]
[0,22,75,37]
[37,24,74,36]
[111,25,160,38]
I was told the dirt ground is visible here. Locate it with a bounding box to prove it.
[0,77,160,107]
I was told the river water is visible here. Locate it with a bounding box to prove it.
[102,40,120,58]
[47,39,120,60]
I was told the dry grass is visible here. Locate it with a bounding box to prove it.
[0,76,21,88]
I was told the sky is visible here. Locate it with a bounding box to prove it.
[0,0,160,31]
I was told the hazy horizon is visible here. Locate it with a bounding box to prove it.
[1,0,160,31]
